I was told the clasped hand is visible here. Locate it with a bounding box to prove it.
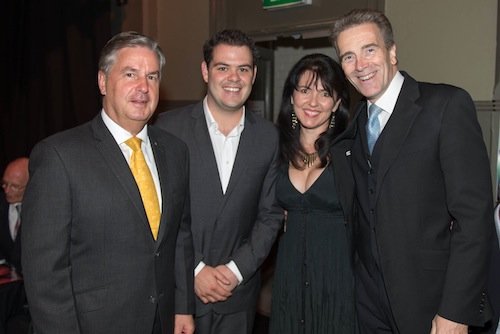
[195,265,238,304]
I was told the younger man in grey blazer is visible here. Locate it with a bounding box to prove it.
[155,29,283,334]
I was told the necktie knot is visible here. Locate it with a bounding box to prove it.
[369,104,383,119]
[366,104,383,154]
[125,137,142,152]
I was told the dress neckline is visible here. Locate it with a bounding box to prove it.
[288,163,330,195]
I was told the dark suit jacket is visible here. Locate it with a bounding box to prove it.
[21,114,195,334]
[331,72,494,333]
[155,102,283,316]
[0,194,22,270]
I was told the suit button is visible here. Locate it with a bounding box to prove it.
[155,252,160,258]
[369,189,374,194]
[149,296,157,303]
[304,281,309,287]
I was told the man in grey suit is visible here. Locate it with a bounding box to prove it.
[155,29,283,334]
[22,32,195,334]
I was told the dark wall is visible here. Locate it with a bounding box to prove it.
[0,0,112,173]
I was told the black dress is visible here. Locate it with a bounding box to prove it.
[269,163,356,334]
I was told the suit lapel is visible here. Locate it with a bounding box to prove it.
[149,133,166,246]
[331,109,359,222]
[191,106,225,196]
[221,111,256,205]
[91,116,153,238]
[0,203,14,248]
[376,74,421,198]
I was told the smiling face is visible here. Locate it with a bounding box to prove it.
[337,23,398,104]
[202,44,256,114]
[292,70,340,134]
[98,46,160,135]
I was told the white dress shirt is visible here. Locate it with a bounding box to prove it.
[8,203,21,240]
[204,97,245,194]
[367,71,405,132]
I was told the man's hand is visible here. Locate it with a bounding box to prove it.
[430,315,468,334]
[194,265,232,304]
[215,264,239,292]
[174,314,195,334]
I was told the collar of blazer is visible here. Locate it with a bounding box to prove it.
[190,100,259,127]
[331,72,423,196]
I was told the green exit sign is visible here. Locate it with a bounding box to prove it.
[263,0,312,10]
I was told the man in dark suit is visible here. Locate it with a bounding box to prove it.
[0,157,29,271]
[0,158,28,333]
[330,9,495,334]
[21,31,195,334]
[154,29,282,334]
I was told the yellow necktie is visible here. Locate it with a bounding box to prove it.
[125,137,161,240]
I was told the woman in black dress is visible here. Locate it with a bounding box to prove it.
[269,53,356,334]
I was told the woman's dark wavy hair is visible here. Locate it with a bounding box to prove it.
[277,53,350,169]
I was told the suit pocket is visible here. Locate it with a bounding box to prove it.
[420,249,449,271]
[74,286,108,313]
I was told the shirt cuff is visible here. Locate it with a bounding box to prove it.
[194,261,206,277]
[226,260,243,285]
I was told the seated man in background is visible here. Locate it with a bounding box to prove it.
[0,157,29,334]
[0,157,29,271]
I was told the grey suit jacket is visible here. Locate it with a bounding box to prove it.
[155,102,283,315]
[22,114,195,334]
[332,72,495,333]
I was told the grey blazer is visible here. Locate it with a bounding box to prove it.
[155,102,283,315]
[22,114,195,334]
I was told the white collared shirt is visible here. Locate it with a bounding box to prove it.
[203,97,245,194]
[367,71,405,132]
[101,110,162,210]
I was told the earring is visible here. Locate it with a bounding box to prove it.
[329,113,336,129]
[291,112,298,130]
